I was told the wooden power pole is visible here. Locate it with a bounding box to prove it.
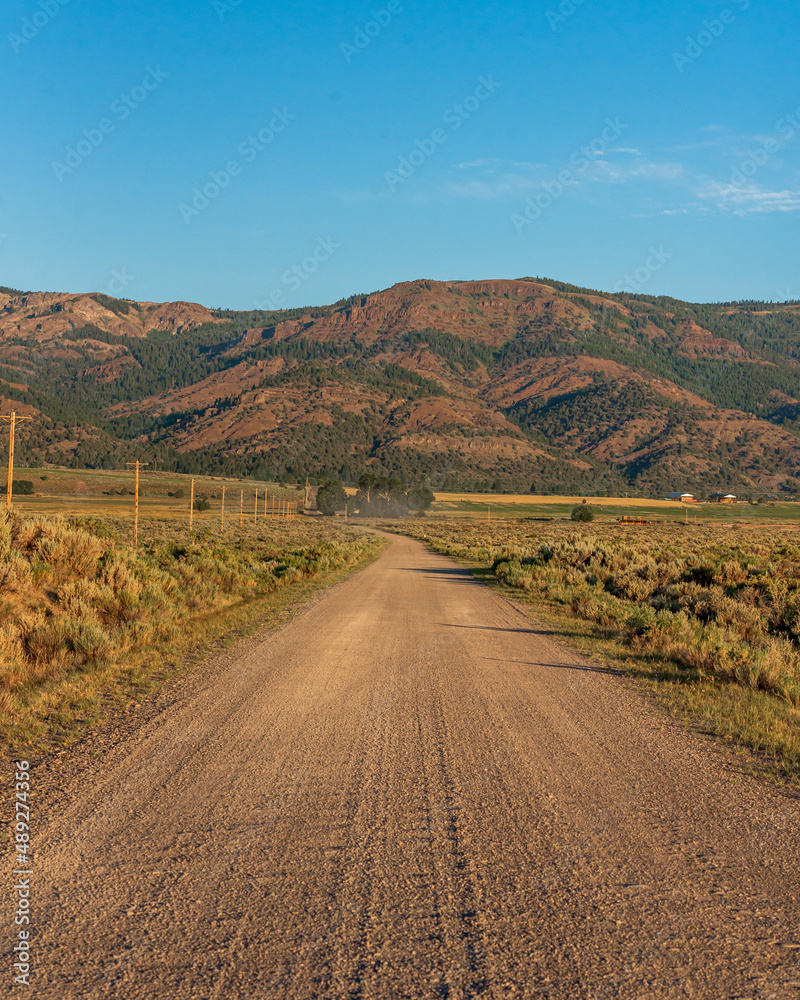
[126,460,149,546]
[189,478,195,533]
[220,486,226,532]
[1,411,33,509]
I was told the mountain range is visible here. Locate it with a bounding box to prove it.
[2,277,800,495]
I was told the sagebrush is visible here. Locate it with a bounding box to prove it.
[0,511,380,743]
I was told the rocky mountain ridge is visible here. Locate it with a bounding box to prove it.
[1,277,799,494]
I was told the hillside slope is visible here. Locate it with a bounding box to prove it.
[1,278,800,494]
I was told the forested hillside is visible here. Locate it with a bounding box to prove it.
[1,278,800,495]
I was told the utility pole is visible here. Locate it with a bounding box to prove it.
[126,460,149,546]
[304,475,310,511]
[264,489,268,517]
[239,489,243,527]
[1,411,33,510]
[189,478,195,533]
[220,486,226,532]
[254,489,258,523]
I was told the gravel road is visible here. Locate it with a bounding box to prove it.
[4,532,799,999]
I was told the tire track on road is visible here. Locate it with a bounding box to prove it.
[2,531,798,999]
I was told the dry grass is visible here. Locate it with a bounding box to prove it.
[389,518,800,783]
[431,493,800,524]
[0,510,384,750]
[10,466,304,523]
[435,492,683,506]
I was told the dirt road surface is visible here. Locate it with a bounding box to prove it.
[4,533,799,999]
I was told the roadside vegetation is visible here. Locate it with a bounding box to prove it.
[390,518,800,782]
[0,510,384,749]
[316,473,435,517]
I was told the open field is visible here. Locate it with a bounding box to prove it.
[6,467,305,526]
[6,531,799,999]
[5,467,800,766]
[0,507,385,750]
[388,517,800,784]
[7,471,800,524]
[432,492,800,523]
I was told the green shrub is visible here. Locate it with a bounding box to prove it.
[317,480,346,515]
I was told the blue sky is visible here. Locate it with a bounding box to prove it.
[3,0,798,308]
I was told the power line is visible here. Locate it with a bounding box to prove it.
[125,461,149,546]
[0,411,33,510]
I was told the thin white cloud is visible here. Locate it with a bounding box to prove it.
[443,170,580,200]
[346,123,799,218]
[442,154,685,200]
[699,181,800,214]
[590,159,684,183]
[454,158,503,169]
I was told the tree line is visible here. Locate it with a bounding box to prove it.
[316,474,434,516]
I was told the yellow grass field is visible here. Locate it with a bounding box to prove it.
[431,492,800,523]
[389,516,800,781]
[435,492,683,507]
[6,467,305,526]
[5,470,800,525]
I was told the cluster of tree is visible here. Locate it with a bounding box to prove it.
[89,293,132,316]
[571,501,594,522]
[7,280,800,497]
[209,291,372,325]
[396,328,494,372]
[316,474,434,517]
[0,480,34,495]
